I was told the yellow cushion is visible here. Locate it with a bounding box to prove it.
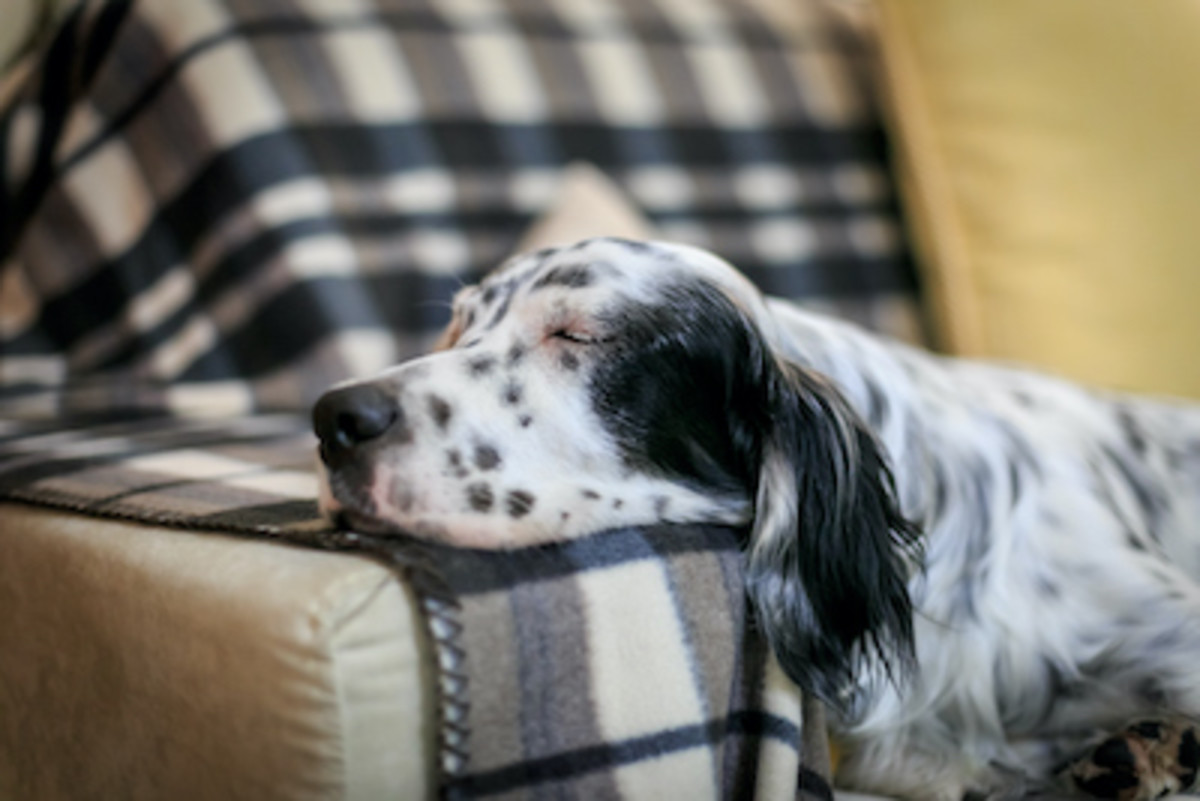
[876,0,1200,399]
[0,503,434,801]
[516,162,656,250]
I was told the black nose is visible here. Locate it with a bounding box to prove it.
[312,384,402,467]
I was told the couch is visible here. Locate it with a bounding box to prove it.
[4,0,1194,799]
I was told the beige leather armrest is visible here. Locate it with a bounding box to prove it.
[0,503,434,801]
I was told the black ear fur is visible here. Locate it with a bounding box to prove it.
[589,279,918,709]
[744,353,919,711]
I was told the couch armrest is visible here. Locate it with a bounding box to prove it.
[0,502,434,801]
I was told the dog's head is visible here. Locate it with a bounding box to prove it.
[313,237,916,704]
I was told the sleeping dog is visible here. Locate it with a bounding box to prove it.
[313,237,1200,800]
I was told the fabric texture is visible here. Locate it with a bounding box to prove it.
[0,0,918,419]
[0,414,832,800]
[426,527,825,800]
[876,0,1200,399]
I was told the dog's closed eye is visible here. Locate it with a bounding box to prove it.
[551,323,621,346]
[551,329,596,345]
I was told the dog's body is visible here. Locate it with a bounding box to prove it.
[765,299,1200,799]
[314,238,1200,799]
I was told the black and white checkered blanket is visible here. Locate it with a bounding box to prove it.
[0,0,918,419]
[0,414,832,800]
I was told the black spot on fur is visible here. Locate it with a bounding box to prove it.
[949,458,995,621]
[532,262,595,291]
[502,382,523,406]
[474,444,501,471]
[1007,458,1022,505]
[654,496,669,517]
[1000,422,1042,507]
[1035,574,1060,600]
[507,343,526,367]
[1099,444,1170,533]
[966,459,995,538]
[1116,405,1149,456]
[581,489,600,500]
[1042,657,1069,701]
[488,300,511,330]
[518,414,533,428]
[447,449,469,479]
[928,461,949,524]
[506,490,535,518]
[428,395,452,429]
[864,379,888,428]
[468,355,496,376]
[486,286,514,330]
[560,351,580,371]
[467,483,493,512]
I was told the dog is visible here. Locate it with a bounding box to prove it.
[313,237,1200,800]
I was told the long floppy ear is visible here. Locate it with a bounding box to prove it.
[743,354,919,710]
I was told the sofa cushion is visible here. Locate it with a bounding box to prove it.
[515,162,656,251]
[876,0,1200,398]
[0,501,433,801]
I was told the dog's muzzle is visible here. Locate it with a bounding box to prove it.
[312,383,403,469]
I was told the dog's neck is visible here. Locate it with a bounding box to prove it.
[762,298,935,510]
[761,299,1045,609]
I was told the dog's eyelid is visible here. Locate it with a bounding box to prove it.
[551,328,596,344]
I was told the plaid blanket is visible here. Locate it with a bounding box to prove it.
[0,414,832,800]
[0,0,918,419]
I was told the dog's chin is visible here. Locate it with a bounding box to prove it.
[332,508,411,538]
[323,496,455,543]
[317,466,409,538]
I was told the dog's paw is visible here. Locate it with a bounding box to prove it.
[1058,718,1199,800]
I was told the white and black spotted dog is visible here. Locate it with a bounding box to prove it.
[313,238,1200,801]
